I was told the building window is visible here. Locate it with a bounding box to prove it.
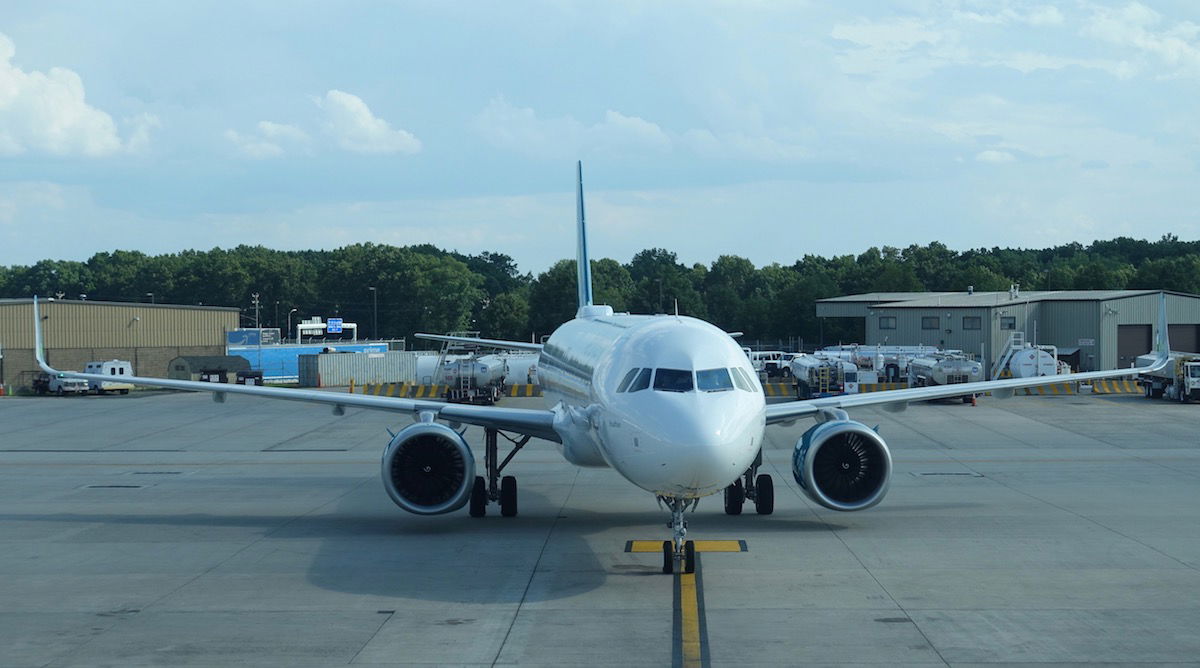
[1000,316,1016,330]
[921,316,939,330]
[879,316,896,330]
[963,316,981,330]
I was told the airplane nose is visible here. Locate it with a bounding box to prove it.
[654,409,759,494]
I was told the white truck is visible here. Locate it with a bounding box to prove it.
[84,360,135,395]
[32,372,90,396]
[1137,352,1200,403]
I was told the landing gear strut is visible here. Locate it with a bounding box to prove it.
[724,449,774,516]
[469,428,529,518]
[659,496,698,574]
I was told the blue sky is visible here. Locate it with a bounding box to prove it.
[2,1,1198,273]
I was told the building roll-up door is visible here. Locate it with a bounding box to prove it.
[1117,324,1151,367]
[1168,324,1200,353]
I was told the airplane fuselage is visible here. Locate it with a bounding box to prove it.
[538,309,766,498]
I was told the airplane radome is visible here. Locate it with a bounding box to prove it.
[32,162,1170,575]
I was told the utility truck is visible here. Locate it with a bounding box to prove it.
[1137,352,1200,403]
[32,372,90,396]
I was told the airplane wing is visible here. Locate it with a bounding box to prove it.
[32,298,560,443]
[766,292,1172,426]
[414,333,542,352]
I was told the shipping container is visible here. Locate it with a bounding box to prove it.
[297,351,420,387]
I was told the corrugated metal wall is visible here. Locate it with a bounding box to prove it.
[298,351,420,387]
[1,300,237,348]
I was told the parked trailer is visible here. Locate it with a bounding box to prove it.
[1136,351,1200,403]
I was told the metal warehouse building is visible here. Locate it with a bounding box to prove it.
[817,289,1200,376]
[0,298,238,390]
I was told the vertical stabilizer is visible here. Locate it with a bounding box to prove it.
[575,161,593,310]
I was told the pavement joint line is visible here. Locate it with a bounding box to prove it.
[491,466,581,668]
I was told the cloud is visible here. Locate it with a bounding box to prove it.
[224,121,310,159]
[975,149,1016,164]
[316,89,421,154]
[473,97,804,162]
[1082,2,1200,76]
[0,32,154,156]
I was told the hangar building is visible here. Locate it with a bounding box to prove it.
[0,298,238,390]
[816,289,1200,376]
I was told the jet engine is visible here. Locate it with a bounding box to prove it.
[381,422,475,515]
[792,419,892,511]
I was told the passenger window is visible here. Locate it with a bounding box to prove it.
[730,367,753,391]
[628,368,652,392]
[617,368,640,393]
[653,368,693,392]
[697,368,734,392]
[110,368,117,375]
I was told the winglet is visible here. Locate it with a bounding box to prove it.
[32,296,56,374]
[1154,291,1170,366]
[575,160,593,311]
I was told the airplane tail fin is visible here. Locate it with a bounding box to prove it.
[575,160,593,310]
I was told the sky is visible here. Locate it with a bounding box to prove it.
[1,1,1199,274]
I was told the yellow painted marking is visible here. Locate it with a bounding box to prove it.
[626,539,746,553]
[678,571,702,667]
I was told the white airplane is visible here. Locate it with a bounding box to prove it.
[33,162,1170,574]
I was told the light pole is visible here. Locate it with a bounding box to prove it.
[145,292,154,304]
[287,308,298,343]
[368,286,378,340]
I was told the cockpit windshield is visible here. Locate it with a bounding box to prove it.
[628,368,652,392]
[653,368,694,392]
[696,368,734,392]
[617,368,640,392]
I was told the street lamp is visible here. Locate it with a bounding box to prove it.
[368,286,378,340]
[287,308,298,343]
[145,292,154,304]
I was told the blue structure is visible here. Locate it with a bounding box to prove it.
[227,342,389,381]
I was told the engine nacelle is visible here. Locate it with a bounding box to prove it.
[793,419,892,511]
[381,422,475,515]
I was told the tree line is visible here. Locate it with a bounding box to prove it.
[2,235,1198,347]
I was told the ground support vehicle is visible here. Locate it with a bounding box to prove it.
[32,372,90,396]
[1137,352,1200,403]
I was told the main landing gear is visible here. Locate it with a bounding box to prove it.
[660,496,699,574]
[724,449,774,516]
[469,428,530,518]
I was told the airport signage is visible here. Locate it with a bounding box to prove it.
[327,318,344,334]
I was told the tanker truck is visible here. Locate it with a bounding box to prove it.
[1136,351,1200,403]
[789,354,858,399]
[441,354,509,404]
[908,355,983,403]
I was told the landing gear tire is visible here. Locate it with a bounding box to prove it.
[662,540,673,574]
[723,480,744,515]
[683,540,696,574]
[500,475,518,517]
[755,474,774,515]
[469,476,487,517]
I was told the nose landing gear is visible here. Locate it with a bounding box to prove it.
[659,496,698,574]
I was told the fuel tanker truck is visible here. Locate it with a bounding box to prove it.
[789,354,858,399]
[908,355,984,403]
[1136,351,1200,403]
[441,354,509,404]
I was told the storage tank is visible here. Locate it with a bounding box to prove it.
[1007,348,1058,378]
[789,354,857,394]
[909,356,983,386]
